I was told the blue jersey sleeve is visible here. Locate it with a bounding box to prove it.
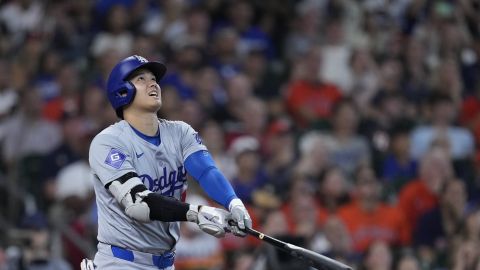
[184,150,237,209]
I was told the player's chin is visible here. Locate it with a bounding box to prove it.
[148,100,162,111]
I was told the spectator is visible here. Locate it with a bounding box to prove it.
[161,44,203,100]
[321,216,353,263]
[381,119,418,197]
[263,118,296,200]
[283,0,323,62]
[235,97,268,141]
[337,165,410,254]
[452,239,480,270]
[411,93,475,161]
[1,88,62,167]
[285,44,343,129]
[229,136,268,204]
[224,1,274,59]
[398,147,453,234]
[41,62,82,122]
[199,120,236,180]
[360,240,393,270]
[169,6,211,50]
[324,99,371,177]
[460,82,480,153]
[192,66,225,114]
[320,19,353,94]
[317,166,351,213]
[90,4,133,58]
[175,194,224,270]
[11,212,72,270]
[0,0,45,47]
[395,253,421,270]
[348,48,380,112]
[40,116,94,210]
[414,179,467,249]
[295,131,331,182]
[0,59,18,122]
[462,209,480,244]
[213,73,253,131]
[240,49,283,101]
[178,99,206,131]
[209,27,241,79]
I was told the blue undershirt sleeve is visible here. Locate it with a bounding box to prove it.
[184,150,237,209]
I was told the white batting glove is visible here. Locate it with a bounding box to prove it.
[80,259,95,270]
[228,198,252,237]
[186,205,230,238]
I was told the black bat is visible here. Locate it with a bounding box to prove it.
[244,226,353,270]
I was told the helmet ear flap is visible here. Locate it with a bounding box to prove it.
[115,81,136,99]
[112,81,136,119]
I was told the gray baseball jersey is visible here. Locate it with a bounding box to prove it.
[89,119,206,254]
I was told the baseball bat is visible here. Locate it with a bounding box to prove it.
[243,226,353,270]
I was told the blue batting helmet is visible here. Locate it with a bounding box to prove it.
[106,55,166,118]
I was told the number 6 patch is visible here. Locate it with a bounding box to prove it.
[105,148,127,169]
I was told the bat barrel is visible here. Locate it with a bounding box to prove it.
[244,227,352,270]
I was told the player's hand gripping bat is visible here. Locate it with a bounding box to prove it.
[229,221,353,270]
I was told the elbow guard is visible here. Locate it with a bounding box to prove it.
[107,173,152,223]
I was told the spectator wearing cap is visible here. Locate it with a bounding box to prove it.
[229,136,268,205]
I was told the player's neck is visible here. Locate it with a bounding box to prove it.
[124,112,159,136]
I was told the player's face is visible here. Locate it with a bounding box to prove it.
[129,69,162,113]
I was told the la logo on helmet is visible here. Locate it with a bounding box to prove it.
[134,55,148,63]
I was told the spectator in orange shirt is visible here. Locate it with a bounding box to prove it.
[285,45,342,129]
[398,147,453,233]
[337,164,410,254]
[281,176,326,234]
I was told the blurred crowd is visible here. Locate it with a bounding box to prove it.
[0,0,480,269]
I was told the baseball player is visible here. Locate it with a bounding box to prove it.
[82,55,252,270]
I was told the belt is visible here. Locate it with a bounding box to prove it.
[99,243,175,269]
